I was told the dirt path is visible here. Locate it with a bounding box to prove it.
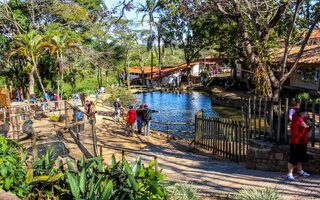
[126,140,320,200]
[20,95,168,163]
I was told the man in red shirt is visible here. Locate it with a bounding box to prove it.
[288,109,311,180]
[126,105,137,136]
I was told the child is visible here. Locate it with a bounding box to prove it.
[126,105,137,136]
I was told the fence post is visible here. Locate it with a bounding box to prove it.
[166,122,170,140]
[312,100,315,147]
[154,156,158,172]
[64,101,68,126]
[276,99,281,143]
[263,97,267,140]
[253,96,256,138]
[269,98,274,141]
[248,97,252,138]
[284,98,289,144]
[100,146,103,157]
[91,119,98,157]
[258,97,262,139]
[31,136,38,161]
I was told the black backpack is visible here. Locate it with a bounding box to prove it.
[142,109,152,121]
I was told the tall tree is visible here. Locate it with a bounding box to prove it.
[137,0,160,83]
[49,34,82,100]
[6,30,50,96]
[200,0,320,98]
[159,0,213,85]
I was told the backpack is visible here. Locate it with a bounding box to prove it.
[142,109,152,121]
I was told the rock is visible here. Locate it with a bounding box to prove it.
[0,189,20,200]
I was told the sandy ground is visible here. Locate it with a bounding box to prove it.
[18,95,168,164]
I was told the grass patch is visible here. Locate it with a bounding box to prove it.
[236,187,282,200]
[167,183,198,200]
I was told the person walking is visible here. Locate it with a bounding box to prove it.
[48,88,54,101]
[87,89,90,96]
[73,92,80,107]
[136,105,144,134]
[16,90,21,102]
[95,89,98,98]
[89,101,96,122]
[113,98,121,122]
[80,91,86,107]
[126,105,137,136]
[287,109,311,181]
[141,104,160,136]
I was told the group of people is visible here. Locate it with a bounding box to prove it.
[113,98,159,136]
[287,101,311,180]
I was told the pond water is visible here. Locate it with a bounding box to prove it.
[135,91,219,137]
[27,142,70,160]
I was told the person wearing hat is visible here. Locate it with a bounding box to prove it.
[113,98,121,122]
[141,104,160,136]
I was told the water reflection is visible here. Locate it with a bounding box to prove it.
[135,91,219,136]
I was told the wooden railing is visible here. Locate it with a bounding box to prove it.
[151,121,195,139]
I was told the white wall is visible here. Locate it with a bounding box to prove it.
[161,71,181,86]
[192,64,200,76]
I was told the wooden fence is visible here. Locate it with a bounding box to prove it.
[151,121,194,139]
[241,96,320,148]
[195,115,248,162]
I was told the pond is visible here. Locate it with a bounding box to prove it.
[27,142,70,160]
[135,91,243,137]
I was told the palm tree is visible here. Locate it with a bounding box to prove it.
[49,35,81,100]
[6,30,50,97]
[137,0,159,84]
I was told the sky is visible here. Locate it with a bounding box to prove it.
[103,0,146,22]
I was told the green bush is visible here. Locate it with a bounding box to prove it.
[167,183,198,200]
[296,92,310,102]
[0,136,169,199]
[236,187,282,200]
[107,87,137,108]
[49,115,60,122]
[0,136,29,198]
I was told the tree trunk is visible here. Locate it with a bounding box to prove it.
[28,72,35,95]
[106,71,109,85]
[57,71,60,101]
[158,29,161,84]
[60,70,64,100]
[187,61,191,85]
[35,68,48,102]
[126,63,130,90]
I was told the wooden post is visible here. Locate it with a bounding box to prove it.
[263,97,267,140]
[20,88,24,101]
[100,146,103,157]
[15,116,20,140]
[253,96,256,137]
[154,156,158,172]
[92,119,98,157]
[166,122,169,140]
[276,99,281,143]
[284,98,289,144]
[269,99,274,141]
[31,136,38,161]
[312,100,315,147]
[64,101,68,126]
[122,150,125,157]
[248,97,252,138]
[258,97,262,139]
[235,121,238,162]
